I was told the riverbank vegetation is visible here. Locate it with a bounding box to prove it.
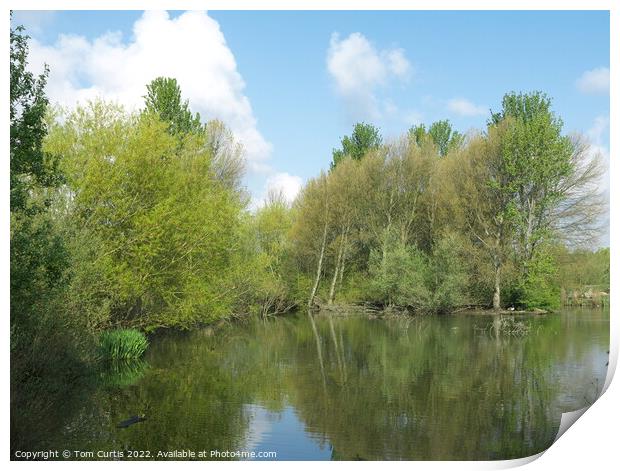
[99,330,149,361]
[10,23,609,449]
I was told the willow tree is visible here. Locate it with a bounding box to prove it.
[387,137,435,248]
[45,102,243,330]
[355,138,434,264]
[289,173,331,307]
[454,128,515,310]
[325,157,364,304]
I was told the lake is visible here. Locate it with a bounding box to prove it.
[41,308,608,460]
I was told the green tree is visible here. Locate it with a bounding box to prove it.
[554,246,610,296]
[144,77,202,135]
[46,102,243,330]
[290,173,331,306]
[367,238,429,308]
[490,91,603,308]
[514,244,560,310]
[425,233,469,313]
[10,22,93,450]
[10,22,70,359]
[408,123,428,148]
[331,122,382,168]
[145,80,245,192]
[454,125,516,309]
[351,139,432,266]
[324,157,365,304]
[10,25,62,212]
[409,120,463,157]
[490,92,572,264]
[245,192,296,316]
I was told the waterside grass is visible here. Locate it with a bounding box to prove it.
[99,329,149,361]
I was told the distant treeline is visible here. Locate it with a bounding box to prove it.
[290,110,608,311]
[556,247,609,307]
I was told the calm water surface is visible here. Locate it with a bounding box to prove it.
[47,309,609,460]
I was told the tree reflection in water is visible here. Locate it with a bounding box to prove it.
[35,309,608,460]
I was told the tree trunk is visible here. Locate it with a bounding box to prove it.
[308,220,328,308]
[493,261,501,310]
[328,230,346,305]
[327,260,340,305]
[337,229,349,291]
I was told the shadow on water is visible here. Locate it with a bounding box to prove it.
[14,308,609,460]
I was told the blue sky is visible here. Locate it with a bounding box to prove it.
[13,10,610,223]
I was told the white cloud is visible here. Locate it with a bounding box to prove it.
[385,49,411,79]
[402,109,423,126]
[27,11,272,171]
[250,172,303,210]
[264,172,303,204]
[447,98,487,117]
[576,67,610,94]
[327,32,411,120]
[584,115,609,206]
[587,115,609,143]
[585,115,610,170]
[585,116,610,245]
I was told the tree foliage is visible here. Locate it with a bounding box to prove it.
[368,239,429,308]
[10,23,93,449]
[295,93,604,311]
[46,103,244,330]
[10,23,70,356]
[10,26,64,213]
[490,92,575,263]
[331,122,382,168]
[409,120,464,157]
[144,76,203,135]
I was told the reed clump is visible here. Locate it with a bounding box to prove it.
[99,329,149,360]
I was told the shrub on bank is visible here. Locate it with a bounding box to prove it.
[99,329,149,360]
